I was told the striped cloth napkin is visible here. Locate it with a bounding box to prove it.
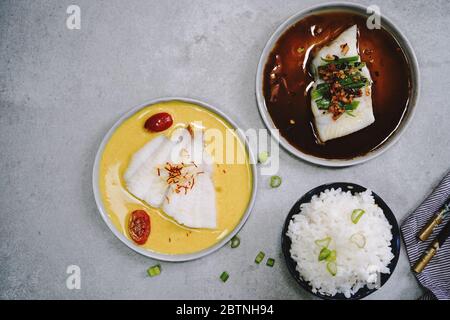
[401,171,450,300]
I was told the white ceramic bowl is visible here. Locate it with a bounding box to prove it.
[256,2,420,167]
[92,97,258,261]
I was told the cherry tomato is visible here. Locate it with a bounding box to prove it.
[128,210,151,245]
[144,112,173,132]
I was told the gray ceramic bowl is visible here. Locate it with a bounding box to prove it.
[256,2,420,167]
[92,97,258,262]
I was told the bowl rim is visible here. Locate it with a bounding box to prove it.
[255,1,420,167]
[281,182,401,300]
[92,97,258,262]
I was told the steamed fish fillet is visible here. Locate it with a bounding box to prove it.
[163,128,216,228]
[311,25,375,142]
[123,127,217,229]
[124,135,174,207]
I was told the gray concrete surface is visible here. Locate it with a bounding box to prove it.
[1,0,449,300]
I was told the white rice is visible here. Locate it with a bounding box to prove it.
[286,188,394,298]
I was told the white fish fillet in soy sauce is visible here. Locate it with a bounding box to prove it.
[311,25,375,142]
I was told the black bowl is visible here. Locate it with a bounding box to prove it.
[281,182,401,300]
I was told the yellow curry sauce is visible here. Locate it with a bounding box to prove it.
[99,101,253,254]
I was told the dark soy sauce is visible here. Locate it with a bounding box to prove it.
[263,12,411,159]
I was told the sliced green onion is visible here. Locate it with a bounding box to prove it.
[350,233,366,248]
[255,251,265,264]
[344,100,360,111]
[351,61,366,69]
[312,83,330,100]
[314,237,331,248]
[338,77,355,87]
[344,80,367,89]
[326,250,337,262]
[351,209,366,224]
[321,55,359,64]
[345,111,356,117]
[318,247,331,261]
[147,264,161,277]
[230,235,240,248]
[270,176,282,188]
[315,98,330,109]
[311,89,321,100]
[258,151,269,164]
[337,56,360,63]
[266,258,275,267]
[220,271,229,282]
[326,262,337,276]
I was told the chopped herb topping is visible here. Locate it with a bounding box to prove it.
[163,162,201,195]
[351,209,366,224]
[312,55,369,120]
[258,151,270,164]
[315,237,332,248]
[326,250,337,262]
[340,43,349,55]
[319,247,331,261]
[327,262,337,276]
[315,237,338,274]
